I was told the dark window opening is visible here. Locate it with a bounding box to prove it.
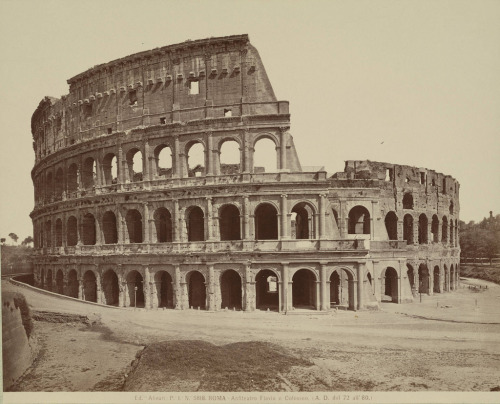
[155,271,174,308]
[224,109,232,117]
[67,216,78,246]
[187,206,205,242]
[83,270,97,302]
[160,117,166,124]
[402,193,413,209]
[384,211,398,240]
[102,270,119,306]
[126,209,143,243]
[431,215,439,242]
[154,208,173,243]
[433,266,441,293]
[255,204,278,240]
[441,217,448,243]
[188,271,206,309]
[107,128,112,134]
[219,205,241,241]
[292,269,316,309]
[418,214,428,244]
[403,214,414,244]
[103,211,118,244]
[126,270,145,307]
[420,172,426,185]
[129,90,138,106]
[82,213,96,245]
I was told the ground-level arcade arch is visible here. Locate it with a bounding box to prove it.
[125,270,145,307]
[330,268,355,310]
[82,270,97,302]
[220,269,242,310]
[291,268,317,310]
[154,270,174,308]
[102,269,119,306]
[380,267,398,303]
[186,270,206,309]
[255,269,280,311]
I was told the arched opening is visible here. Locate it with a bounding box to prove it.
[82,157,96,189]
[126,209,143,243]
[55,269,64,294]
[67,216,78,246]
[154,145,173,178]
[255,203,278,240]
[418,214,428,244]
[433,266,441,293]
[450,221,455,247]
[102,270,119,306]
[431,215,439,242]
[67,269,79,298]
[348,206,370,234]
[255,269,279,311]
[187,206,205,241]
[102,153,118,185]
[381,267,398,303]
[82,213,96,245]
[450,265,455,290]
[40,268,45,289]
[449,201,454,215]
[127,148,143,182]
[403,193,413,209]
[219,204,241,241]
[103,211,118,244]
[403,214,414,244]
[45,220,52,247]
[292,269,316,309]
[253,137,277,173]
[67,163,79,195]
[384,211,398,240]
[155,271,174,308]
[442,216,448,243]
[220,270,242,310]
[186,142,205,177]
[46,172,53,202]
[292,202,314,239]
[54,168,64,200]
[407,264,415,292]
[126,270,145,307]
[45,269,53,291]
[187,271,206,309]
[55,219,63,247]
[154,208,173,243]
[83,270,97,302]
[330,269,354,310]
[219,140,240,174]
[418,264,429,294]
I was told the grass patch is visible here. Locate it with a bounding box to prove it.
[460,264,500,285]
[124,340,312,391]
[12,293,34,338]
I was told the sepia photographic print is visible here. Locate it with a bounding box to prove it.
[1,1,499,403]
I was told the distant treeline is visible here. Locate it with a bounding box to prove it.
[460,213,500,265]
[1,245,34,276]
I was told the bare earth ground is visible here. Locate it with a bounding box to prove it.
[3,277,500,392]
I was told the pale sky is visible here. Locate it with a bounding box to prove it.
[0,0,499,242]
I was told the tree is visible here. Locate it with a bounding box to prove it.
[0,238,5,245]
[8,233,18,245]
[21,236,34,247]
[460,213,500,264]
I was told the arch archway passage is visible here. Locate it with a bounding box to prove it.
[103,153,118,185]
[255,270,279,311]
[154,208,173,243]
[187,271,206,309]
[348,206,370,234]
[385,211,398,240]
[292,269,316,309]
[253,137,277,173]
[187,207,205,242]
[330,269,354,310]
[431,215,439,242]
[418,214,428,244]
[126,270,145,307]
[418,264,429,294]
[127,148,143,182]
[67,163,78,195]
[219,205,241,241]
[219,140,241,174]
[403,214,414,244]
[45,221,52,247]
[83,270,97,302]
[82,157,96,189]
[55,168,64,200]
[126,209,143,243]
[407,264,415,293]
[292,203,314,239]
[381,267,398,303]
[433,266,441,293]
[82,213,96,245]
[46,269,53,291]
[154,145,173,178]
[403,193,413,209]
[103,211,118,244]
[186,142,205,177]
[102,270,119,306]
[40,268,45,289]
[55,219,63,247]
[67,270,79,298]
[442,216,448,243]
[255,203,278,240]
[155,271,174,308]
[55,270,64,294]
[220,270,242,310]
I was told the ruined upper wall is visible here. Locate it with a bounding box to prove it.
[31,35,284,162]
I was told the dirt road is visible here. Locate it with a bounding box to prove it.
[4,277,500,391]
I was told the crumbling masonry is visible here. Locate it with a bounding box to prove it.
[30,34,460,311]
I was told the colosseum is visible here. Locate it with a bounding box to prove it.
[30,34,460,312]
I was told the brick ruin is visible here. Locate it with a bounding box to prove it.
[30,34,460,311]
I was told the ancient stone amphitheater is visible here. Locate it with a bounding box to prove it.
[30,34,460,312]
